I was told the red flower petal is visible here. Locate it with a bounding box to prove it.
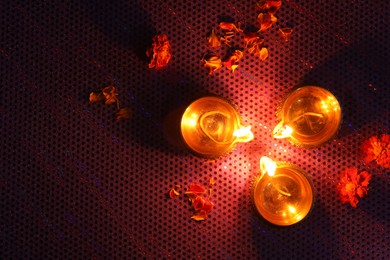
[188,183,206,195]
[202,200,214,213]
[191,210,207,221]
[192,196,205,211]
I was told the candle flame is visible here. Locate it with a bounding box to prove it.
[233,125,254,143]
[260,156,277,177]
[272,121,293,139]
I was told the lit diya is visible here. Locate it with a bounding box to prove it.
[254,156,314,226]
[181,96,254,158]
[273,86,342,147]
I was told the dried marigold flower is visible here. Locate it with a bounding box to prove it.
[279,28,293,42]
[259,47,269,61]
[256,0,282,14]
[362,134,390,169]
[257,13,277,32]
[191,210,207,221]
[224,50,244,73]
[169,188,180,199]
[219,22,243,32]
[146,34,172,70]
[337,168,372,208]
[208,28,221,47]
[201,53,223,75]
[115,108,132,122]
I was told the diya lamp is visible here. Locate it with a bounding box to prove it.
[180,96,254,158]
[273,86,342,147]
[253,156,314,226]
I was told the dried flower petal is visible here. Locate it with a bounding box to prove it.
[256,0,282,14]
[257,13,277,32]
[337,168,372,208]
[219,22,243,32]
[224,50,244,73]
[146,34,172,70]
[169,188,180,199]
[193,196,205,211]
[279,28,293,42]
[188,183,207,195]
[202,200,214,213]
[89,92,104,103]
[259,47,269,61]
[208,28,221,47]
[185,191,197,202]
[201,53,223,75]
[115,108,132,122]
[191,210,207,221]
[209,177,215,185]
[244,32,260,48]
[102,86,118,105]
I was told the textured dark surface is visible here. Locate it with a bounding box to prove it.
[1,0,389,259]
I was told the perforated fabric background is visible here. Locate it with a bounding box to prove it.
[1,0,389,259]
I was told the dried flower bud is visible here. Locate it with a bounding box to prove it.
[279,28,293,42]
[146,34,172,70]
[257,13,277,32]
[208,28,221,47]
[201,53,223,75]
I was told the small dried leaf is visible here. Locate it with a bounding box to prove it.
[115,108,132,122]
[259,47,269,61]
[201,53,223,75]
[169,188,180,199]
[89,92,104,103]
[191,210,207,221]
[208,28,221,47]
[219,22,243,32]
[257,13,277,32]
[279,28,293,42]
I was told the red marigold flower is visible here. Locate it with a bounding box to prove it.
[362,134,390,169]
[146,34,172,70]
[337,168,372,208]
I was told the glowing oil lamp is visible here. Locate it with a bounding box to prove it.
[273,86,342,148]
[253,156,314,226]
[180,96,254,158]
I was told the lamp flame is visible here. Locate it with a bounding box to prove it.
[233,125,254,143]
[272,121,293,139]
[260,156,277,177]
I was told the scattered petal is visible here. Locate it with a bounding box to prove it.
[191,210,207,221]
[279,28,293,42]
[169,188,180,199]
[257,13,277,32]
[219,22,243,32]
[337,168,372,208]
[224,50,244,73]
[185,191,198,202]
[115,108,132,122]
[146,34,172,70]
[259,47,269,61]
[175,184,182,188]
[244,32,260,48]
[188,183,207,195]
[202,200,214,213]
[256,0,282,14]
[193,196,205,211]
[209,177,215,185]
[201,53,223,75]
[102,86,118,105]
[89,92,104,103]
[208,28,221,47]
